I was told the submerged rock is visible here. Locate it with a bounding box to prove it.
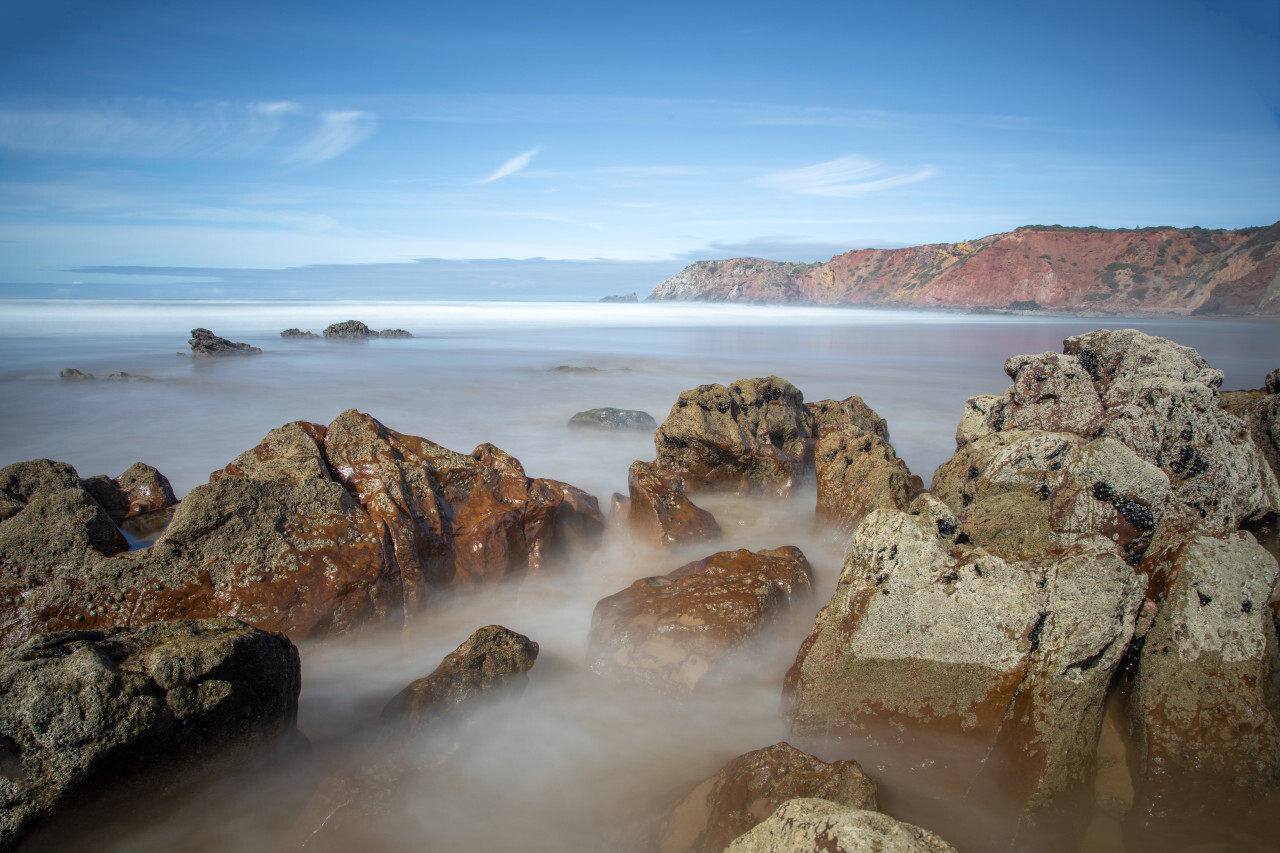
[279,328,318,338]
[725,799,957,853]
[376,328,412,338]
[568,407,657,430]
[58,368,93,381]
[105,372,153,381]
[646,743,877,853]
[588,546,812,694]
[0,618,300,852]
[188,328,261,356]
[0,411,602,647]
[623,460,721,547]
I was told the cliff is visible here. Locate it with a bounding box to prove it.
[648,222,1280,315]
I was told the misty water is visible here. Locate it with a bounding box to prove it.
[2,299,1277,852]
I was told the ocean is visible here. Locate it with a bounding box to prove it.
[2,299,1277,851]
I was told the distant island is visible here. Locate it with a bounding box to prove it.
[648,222,1280,315]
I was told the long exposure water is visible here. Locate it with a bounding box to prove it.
[1,300,1276,851]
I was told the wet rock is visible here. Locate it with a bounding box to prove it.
[105,372,153,381]
[588,546,813,694]
[625,461,721,546]
[568,407,658,430]
[815,427,915,533]
[381,625,538,732]
[58,368,93,381]
[322,320,375,339]
[646,743,877,853]
[279,328,318,338]
[81,463,177,522]
[0,618,300,852]
[785,508,1143,842]
[188,328,261,356]
[952,329,1279,537]
[0,411,602,647]
[654,376,815,497]
[933,431,1169,565]
[806,396,889,441]
[1125,532,1280,847]
[725,799,957,853]
[376,328,412,338]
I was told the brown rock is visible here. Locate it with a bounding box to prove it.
[187,328,260,356]
[588,547,812,694]
[625,461,721,546]
[648,742,877,853]
[654,376,815,497]
[1221,389,1280,488]
[725,799,958,853]
[814,427,914,533]
[806,396,889,441]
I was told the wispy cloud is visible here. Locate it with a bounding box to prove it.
[284,110,374,166]
[757,155,936,197]
[478,146,542,183]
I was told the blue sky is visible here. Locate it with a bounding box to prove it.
[1,0,1277,299]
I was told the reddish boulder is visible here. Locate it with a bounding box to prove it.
[588,546,813,694]
[646,742,878,853]
[81,463,177,521]
[624,460,721,546]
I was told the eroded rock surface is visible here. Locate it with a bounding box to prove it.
[815,427,915,532]
[725,799,957,853]
[624,461,720,547]
[647,743,877,853]
[588,547,813,694]
[1221,389,1280,488]
[80,463,177,521]
[0,411,602,646]
[188,328,260,356]
[785,509,1143,839]
[0,618,300,852]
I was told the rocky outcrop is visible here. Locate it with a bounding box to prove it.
[785,508,1144,844]
[280,328,318,338]
[568,408,657,430]
[80,463,177,521]
[600,292,638,302]
[621,461,720,546]
[588,547,813,694]
[0,411,602,647]
[725,799,957,853]
[321,321,412,340]
[654,376,815,497]
[939,329,1280,546]
[187,328,260,356]
[648,222,1280,315]
[1125,533,1280,846]
[645,743,877,853]
[0,618,300,852]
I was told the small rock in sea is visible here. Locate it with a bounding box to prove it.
[188,328,261,356]
[280,328,319,338]
[550,365,600,373]
[377,328,412,338]
[568,408,657,430]
[106,372,154,381]
[322,320,375,339]
[59,368,94,381]
[599,292,638,302]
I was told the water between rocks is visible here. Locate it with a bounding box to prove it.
[1,300,1276,851]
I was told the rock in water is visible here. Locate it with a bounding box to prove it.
[187,328,261,356]
[645,743,877,853]
[655,376,815,497]
[376,328,412,338]
[80,462,177,521]
[814,427,915,532]
[568,408,657,430]
[279,328,318,338]
[58,368,93,381]
[322,320,375,339]
[588,546,812,694]
[725,799,957,853]
[623,460,721,546]
[0,618,300,851]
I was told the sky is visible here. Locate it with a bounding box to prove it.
[1,0,1277,300]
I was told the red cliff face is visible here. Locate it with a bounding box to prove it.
[649,223,1280,315]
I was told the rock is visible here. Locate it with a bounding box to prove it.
[1221,389,1280,488]
[105,372,153,381]
[1268,367,1280,394]
[381,625,538,731]
[0,460,128,593]
[1125,532,1280,846]
[568,408,658,430]
[322,320,375,339]
[949,329,1279,539]
[588,546,813,694]
[932,431,1169,565]
[279,328,318,338]
[0,617,300,851]
[725,799,957,853]
[0,411,603,647]
[81,463,177,522]
[187,328,261,356]
[599,292,638,302]
[624,461,721,546]
[376,328,412,338]
[654,376,815,497]
[785,508,1143,842]
[550,365,600,373]
[646,743,877,853]
[806,396,889,441]
[58,368,93,381]
[814,427,915,533]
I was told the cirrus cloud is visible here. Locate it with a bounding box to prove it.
[757,154,936,197]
